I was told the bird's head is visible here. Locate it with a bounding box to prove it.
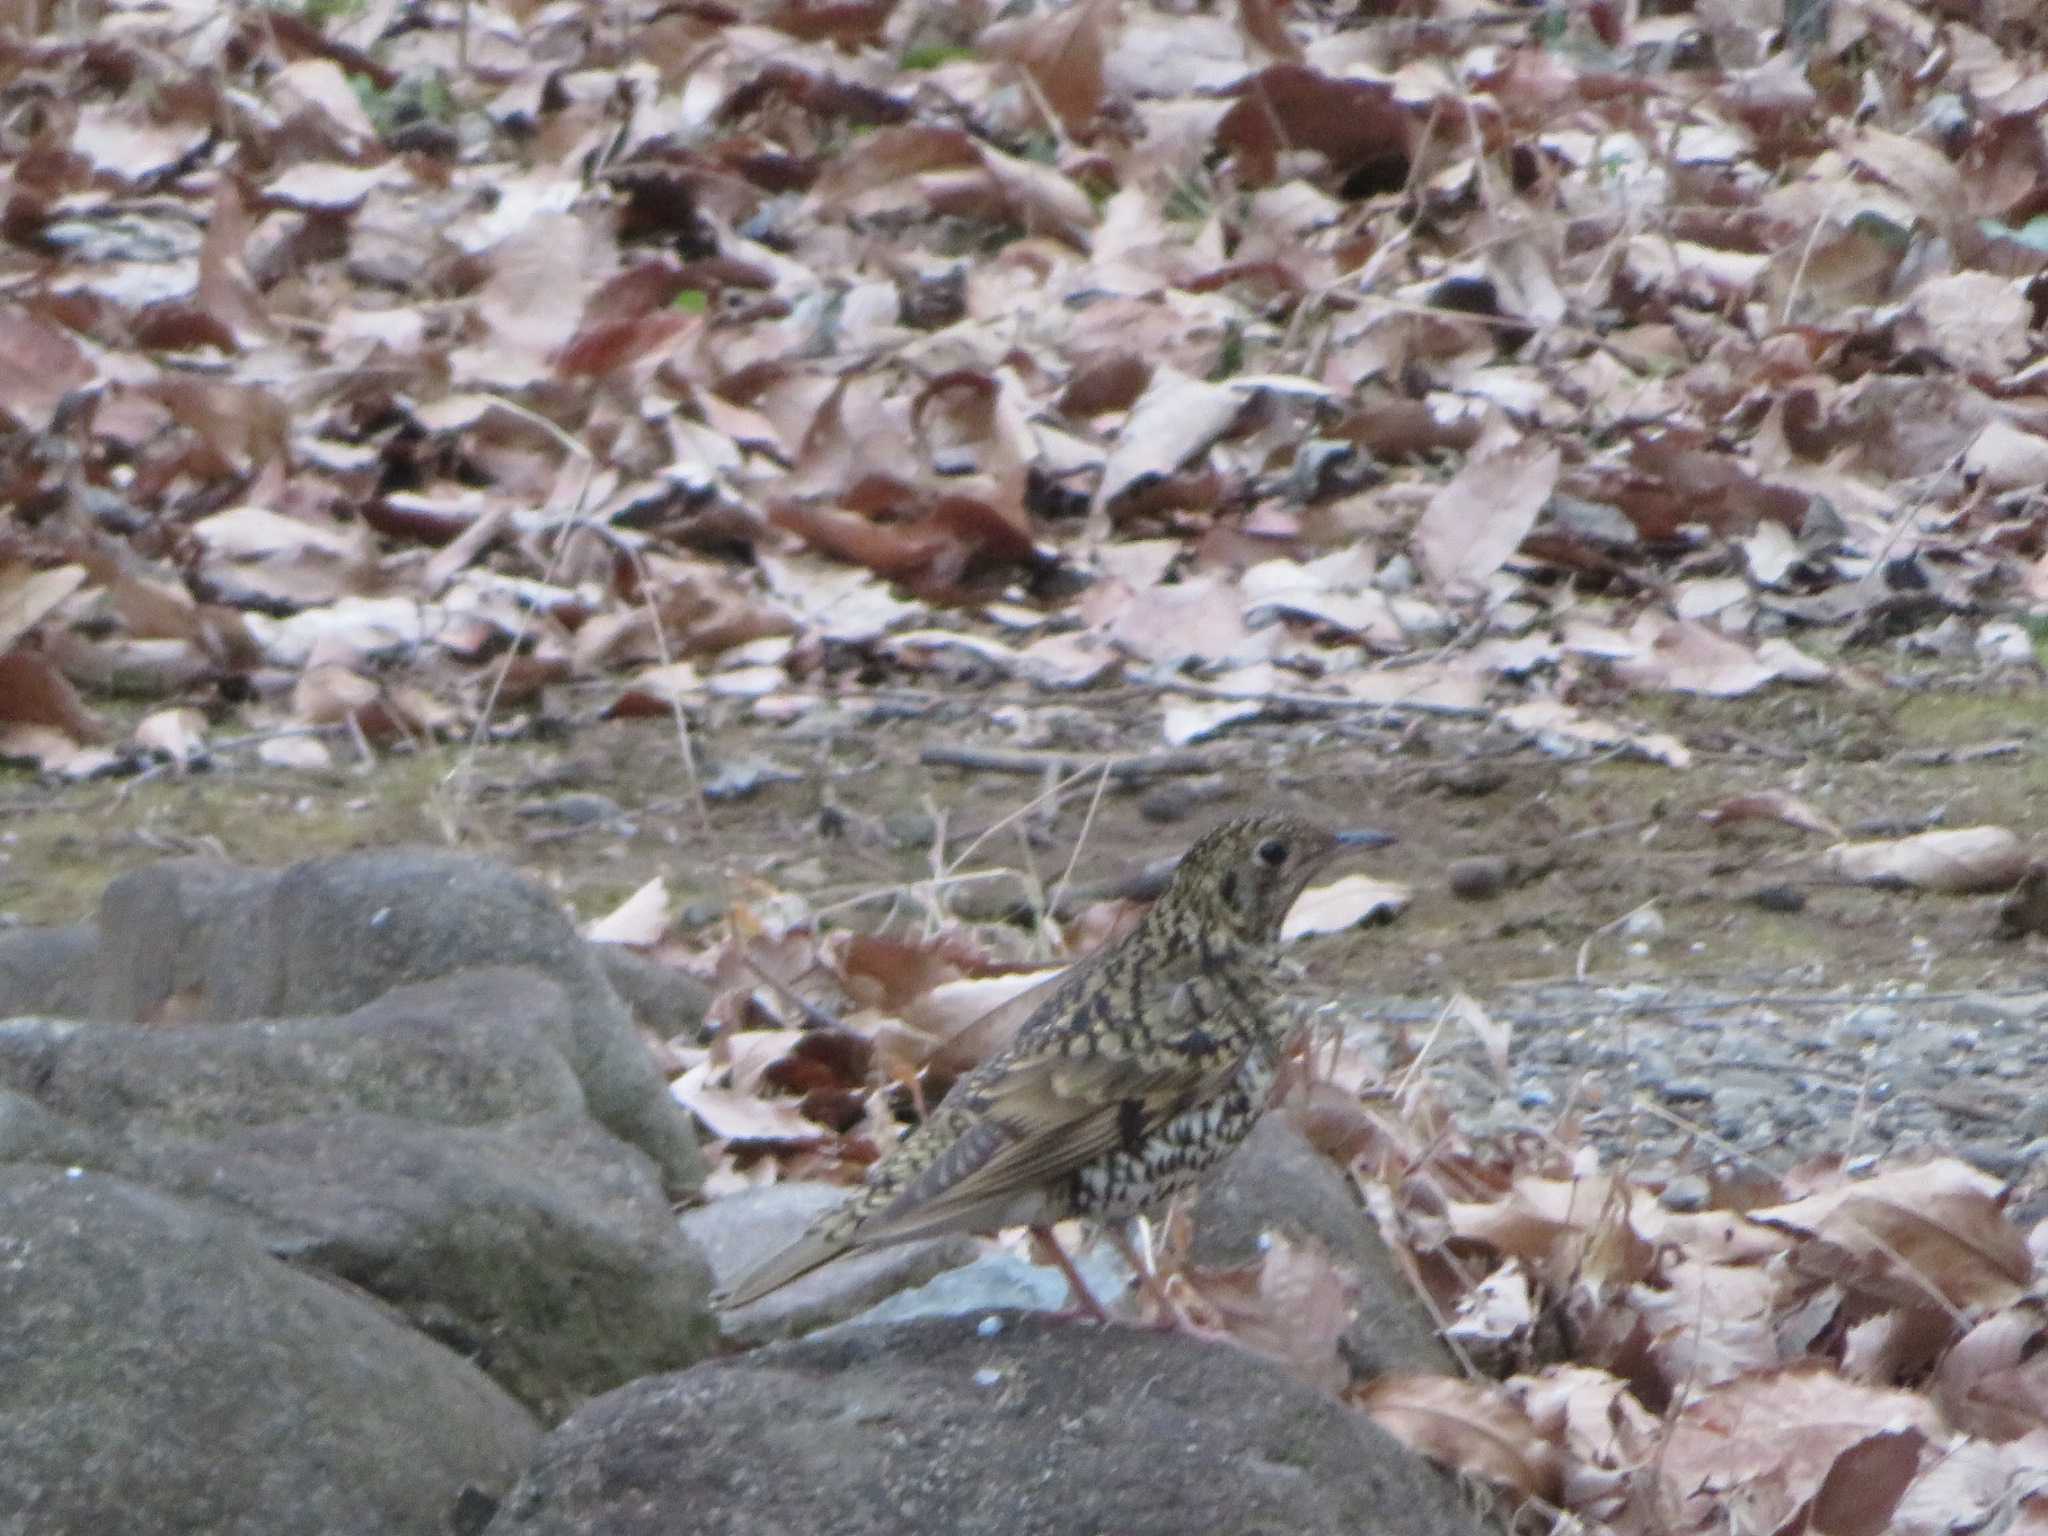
[1158,813,1394,945]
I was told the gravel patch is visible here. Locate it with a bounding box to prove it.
[1341,980,2048,1184]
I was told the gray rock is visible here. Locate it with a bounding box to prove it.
[1660,1174,1710,1212]
[592,945,712,1043]
[684,1182,980,1344]
[147,1111,717,1421]
[90,850,702,1190]
[88,857,280,1024]
[1194,1112,1455,1381]
[0,1088,100,1165]
[484,1314,1485,1536]
[839,1244,1131,1330]
[0,1165,537,1536]
[17,969,586,1140]
[0,924,98,1017]
[1448,856,1508,901]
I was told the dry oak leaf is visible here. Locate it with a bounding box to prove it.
[1746,1157,2032,1313]
[1356,1373,1564,1506]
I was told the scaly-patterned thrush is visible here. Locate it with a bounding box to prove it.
[717,813,1393,1319]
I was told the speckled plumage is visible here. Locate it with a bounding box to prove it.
[716,814,1388,1311]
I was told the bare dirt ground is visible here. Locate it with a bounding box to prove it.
[9,665,2047,1184]
[5,670,2043,979]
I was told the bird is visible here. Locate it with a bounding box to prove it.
[716,812,1395,1322]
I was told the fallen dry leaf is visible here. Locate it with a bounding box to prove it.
[1356,1373,1564,1505]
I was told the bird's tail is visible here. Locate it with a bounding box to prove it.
[714,1228,851,1309]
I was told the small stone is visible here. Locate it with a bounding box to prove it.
[1951,995,2029,1026]
[1827,1007,1895,1048]
[1660,1080,1714,1105]
[1138,777,1228,825]
[1448,856,1509,901]
[1433,764,1507,798]
[703,756,802,802]
[1517,1085,1555,1111]
[2015,1101,2048,1141]
[519,792,622,826]
[883,810,940,849]
[1749,885,1806,913]
[1660,1175,1709,1212]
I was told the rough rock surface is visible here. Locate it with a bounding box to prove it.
[0,1166,538,1536]
[0,924,96,1018]
[147,1110,717,1420]
[483,1313,1489,1536]
[6,968,586,1139]
[0,853,724,1458]
[682,1180,980,1345]
[88,848,703,1190]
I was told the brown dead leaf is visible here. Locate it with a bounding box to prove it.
[1933,1306,2048,1441]
[1747,1158,2032,1312]
[0,649,103,741]
[1501,699,1692,768]
[1657,1365,1942,1535]
[1215,65,1409,184]
[1701,791,1842,838]
[985,0,1115,137]
[912,968,1072,1082]
[1356,1373,1564,1505]
[1195,1234,1355,1393]
[1801,1426,1928,1536]
[0,308,96,432]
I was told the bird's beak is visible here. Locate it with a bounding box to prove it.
[1334,828,1396,850]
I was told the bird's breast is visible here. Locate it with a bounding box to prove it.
[1060,1041,1281,1220]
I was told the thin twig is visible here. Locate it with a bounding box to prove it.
[919,744,1221,780]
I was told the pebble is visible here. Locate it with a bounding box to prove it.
[1660,1175,1709,1212]
[1138,778,1228,824]
[519,792,622,825]
[1449,857,1509,901]
[1748,885,1806,913]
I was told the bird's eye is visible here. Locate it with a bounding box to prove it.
[1256,838,1288,866]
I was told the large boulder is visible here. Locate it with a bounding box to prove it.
[148,1110,717,1420]
[0,968,720,1421]
[89,849,703,1190]
[0,924,97,1018]
[0,1165,538,1536]
[6,968,585,1139]
[484,1313,1487,1536]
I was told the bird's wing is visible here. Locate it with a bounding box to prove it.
[847,979,1246,1246]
